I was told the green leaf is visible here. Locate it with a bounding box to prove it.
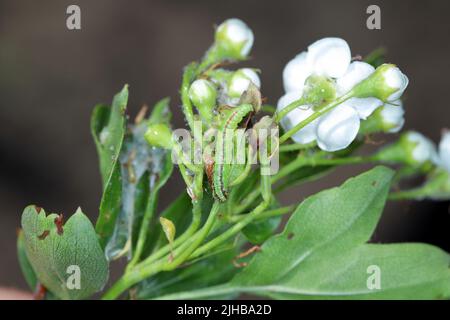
[17,230,37,291]
[143,193,215,257]
[92,85,129,248]
[137,247,239,299]
[156,166,450,300]
[148,97,172,125]
[231,166,396,290]
[91,85,128,187]
[159,217,176,245]
[242,215,282,245]
[104,120,173,260]
[242,199,283,245]
[21,206,109,300]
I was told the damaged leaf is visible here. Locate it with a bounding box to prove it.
[21,206,109,300]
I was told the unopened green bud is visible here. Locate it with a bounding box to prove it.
[189,79,217,123]
[214,18,254,60]
[352,64,409,102]
[361,101,405,134]
[144,123,173,149]
[228,68,260,99]
[375,131,437,167]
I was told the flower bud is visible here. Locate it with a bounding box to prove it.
[379,101,405,133]
[214,18,254,60]
[376,131,437,167]
[144,123,173,149]
[352,64,409,102]
[228,68,261,98]
[361,101,405,134]
[189,79,217,123]
[438,130,450,173]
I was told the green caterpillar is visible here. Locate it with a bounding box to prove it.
[212,103,254,202]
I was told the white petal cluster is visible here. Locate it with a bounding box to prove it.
[437,131,450,173]
[406,131,437,164]
[379,101,405,133]
[278,38,407,152]
[228,68,261,98]
[382,66,409,101]
[215,18,254,59]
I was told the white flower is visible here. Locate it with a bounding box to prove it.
[343,97,383,120]
[279,38,390,151]
[406,131,437,164]
[228,68,261,98]
[277,92,318,144]
[316,103,360,151]
[215,18,254,59]
[379,101,405,133]
[438,131,450,173]
[307,38,351,78]
[336,61,375,95]
[283,52,312,94]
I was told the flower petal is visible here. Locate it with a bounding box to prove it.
[277,92,318,144]
[380,100,405,133]
[438,131,450,172]
[336,61,375,95]
[383,66,409,101]
[407,131,438,164]
[307,38,351,78]
[316,103,360,152]
[344,97,383,120]
[283,52,312,94]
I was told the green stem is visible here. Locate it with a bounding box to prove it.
[104,201,219,300]
[279,92,353,144]
[274,97,308,122]
[173,140,199,174]
[229,147,255,187]
[228,205,294,223]
[127,188,159,270]
[191,174,272,259]
[162,201,220,271]
[154,283,236,300]
[191,199,270,259]
[138,199,203,267]
[261,104,276,114]
[180,63,197,131]
[279,142,316,152]
[273,154,372,184]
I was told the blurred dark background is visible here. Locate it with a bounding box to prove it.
[0,0,449,291]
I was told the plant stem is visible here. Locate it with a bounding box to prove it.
[138,199,203,267]
[191,174,272,259]
[191,199,270,259]
[274,97,307,122]
[127,188,159,270]
[104,201,219,300]
[279,92,352,144]
[228,205,294,223]
[273,155,373,183]
[162,201,220,271]
[279,142,316,152]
